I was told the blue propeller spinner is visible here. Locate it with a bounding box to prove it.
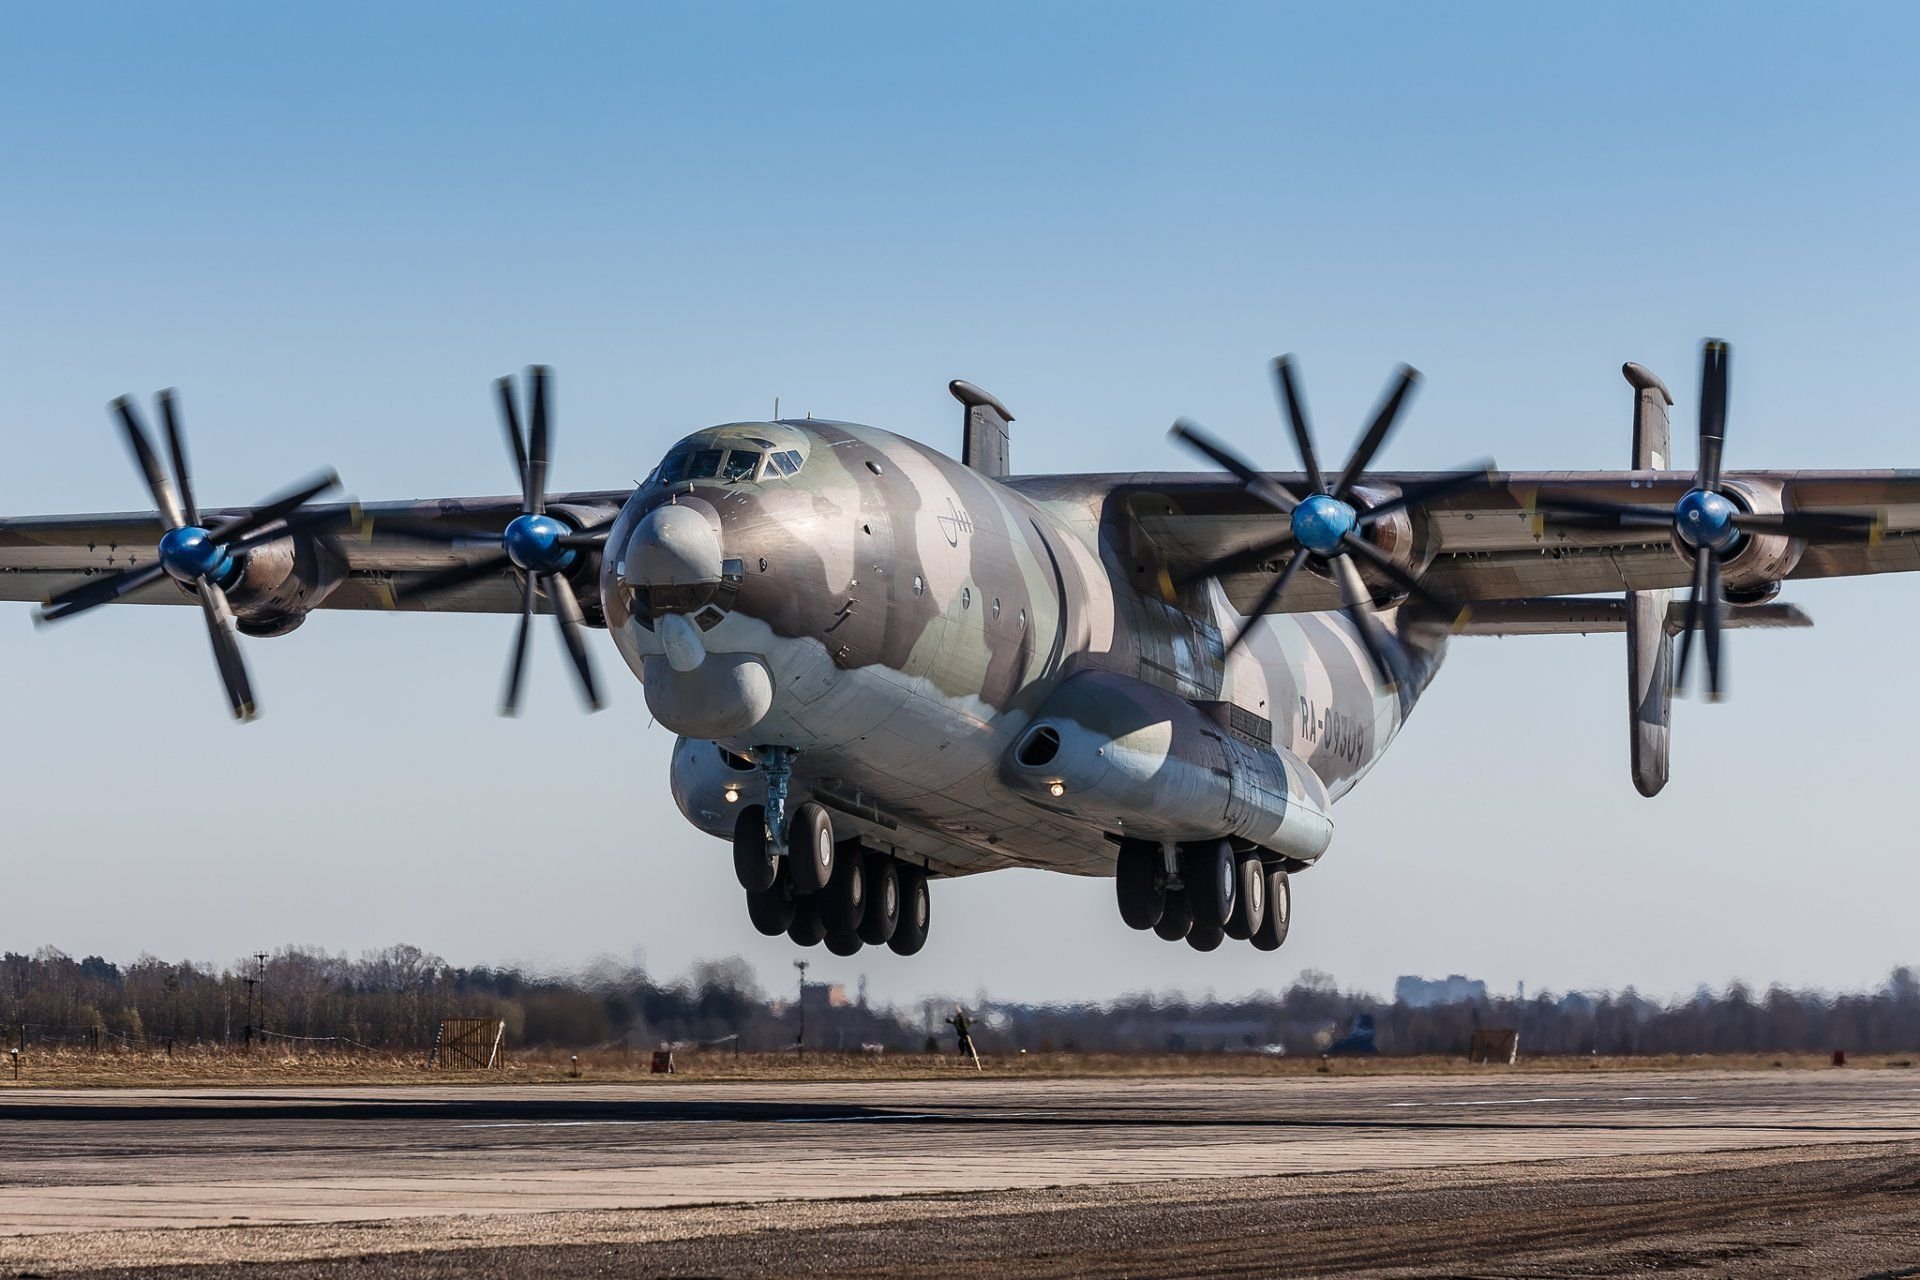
[37,390,344,720]
[1530,340,1883,700]
[391,366,615,716]
[1170,356,1495,691]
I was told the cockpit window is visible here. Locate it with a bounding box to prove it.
[654,439,804,488]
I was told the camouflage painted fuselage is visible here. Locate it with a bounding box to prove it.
[606,419,1442,878]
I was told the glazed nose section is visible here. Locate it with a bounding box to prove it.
[621,502,773,741]
[625,503,723,602]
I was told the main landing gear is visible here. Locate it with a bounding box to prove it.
[736,801,930,956]
[1116,838,1291,953]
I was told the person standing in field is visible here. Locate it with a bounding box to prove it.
[946,1007,981,1071]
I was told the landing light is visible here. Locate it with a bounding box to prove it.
[1048,781,1066,798]
[724,786,741,804]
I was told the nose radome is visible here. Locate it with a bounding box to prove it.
[625,504,723,591]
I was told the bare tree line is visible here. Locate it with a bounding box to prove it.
[6,946,1920,1058]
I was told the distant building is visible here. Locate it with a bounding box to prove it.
[1394,974,1489,1008]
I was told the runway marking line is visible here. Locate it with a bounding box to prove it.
[1385,1095,1700,1109]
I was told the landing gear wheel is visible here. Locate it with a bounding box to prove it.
[732,804,778,892]
[786,895,826,947]
[1251,866,1291,952]
[1181,839,1236,932]
[1224,851,1265,941]
[817,840,867,934]
[1153,888,1193,941]
[1187,923,1224,952]
[1115,838,1164,930]
[787,802,835,894]
[888,867,931,956]
[745,867,795,937]
[857,853,900,946]
[825,931,863,956]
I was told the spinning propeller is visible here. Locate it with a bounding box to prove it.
[393,367,611,715]
[1170,357,1493,689]
[38,390,344,721]
[1531,341,1879,700]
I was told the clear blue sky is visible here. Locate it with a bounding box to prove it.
[3,4,1917,1008]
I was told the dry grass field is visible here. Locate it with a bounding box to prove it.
[0,1044,1910,1088]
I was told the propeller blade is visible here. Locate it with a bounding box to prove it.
[1176,530,1299,588]
[395,550,515,605]
[1332,365,1420,502]
[1329,552,1399,694]
[1702,548,1725,701]
[157,389,199,527]
[1271,356,1326,494]
[1168,420,1299,513]
[1222,551,1307,660]
[209,471,342,546]
[1356,463,1499,525]
[365,514,506,545]
[111,396,186,530]
[196,580,257,721]
[546,573,603,711]
[1337,531,1466,624]
[1531,496,1675,522]
[500,574,537,716]
[222,503,365,558]
[1732,509,1885,542]
[1674,549,1713,696]
[1698,340,1729,493]
[526,365,551,515]
[496,375,529,488]
[38,562,169,623]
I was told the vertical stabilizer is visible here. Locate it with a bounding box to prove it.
[1623,361,1674,796]
[950,380,1013,479]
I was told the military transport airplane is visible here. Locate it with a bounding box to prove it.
[4,343,1912,957]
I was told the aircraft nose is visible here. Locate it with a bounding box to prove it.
[623,503,723,607]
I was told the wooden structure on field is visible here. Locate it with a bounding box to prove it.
[1468,1028,1519,1065]
[433,1018,506,1070]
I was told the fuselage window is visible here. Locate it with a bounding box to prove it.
[723,450,762,482]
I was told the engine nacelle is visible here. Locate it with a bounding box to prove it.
[1329,482,1417,601]
[1711,478,1802,594]
[1001,670,1333,863]
[167,528,347,636]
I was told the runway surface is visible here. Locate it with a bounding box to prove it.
[4,1069,1920,1276]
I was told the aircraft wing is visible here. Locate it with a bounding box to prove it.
[0,492,630,616]
[1109,470,1920,614]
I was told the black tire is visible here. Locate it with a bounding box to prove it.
[1153,887,1193,941]
[1115,838,1164,930]
[745,871,795,937]
[888,867,931,956]
[1252,866,1291,952]
[1182,839,1236,931]
[857,853,900,945]
[733,805,778,892]
[1224,851,1266,941]
[1187,923,1225,952]
[817,839,867,934]
[825,931,863,956]
[786,895,826,947]
[787,802,835,894]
